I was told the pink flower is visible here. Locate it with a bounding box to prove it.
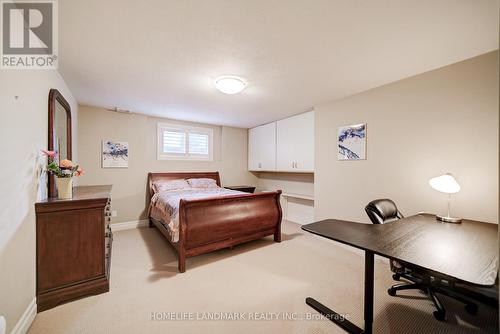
[75,167,84,177]
[41,149,57,157]
[60,159,73,168]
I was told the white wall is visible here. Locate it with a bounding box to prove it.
[0,70,78,333]
[315,51,498,224]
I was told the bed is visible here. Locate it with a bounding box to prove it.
[147,172,282,272]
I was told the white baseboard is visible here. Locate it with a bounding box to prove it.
[110,219,148,232]
[10,298,36,334]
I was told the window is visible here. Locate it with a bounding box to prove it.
[163,130,186,154]
[157,123,213,161]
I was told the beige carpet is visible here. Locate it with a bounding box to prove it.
[29,221,498,334]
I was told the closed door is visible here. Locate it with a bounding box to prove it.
[248,122,276,171]
[276,111,314,172]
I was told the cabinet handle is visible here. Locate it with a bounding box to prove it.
[258,162,262,168]
[295,162,298,169]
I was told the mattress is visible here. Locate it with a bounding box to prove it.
[149,187,244,242]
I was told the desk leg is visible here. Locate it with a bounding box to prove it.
[364,250,374,334]
[305,250,375,334]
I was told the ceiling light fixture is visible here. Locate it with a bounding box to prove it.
[214,75,247,94]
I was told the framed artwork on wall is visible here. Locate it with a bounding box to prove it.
[338,123,366,160]
[102,140,129,168]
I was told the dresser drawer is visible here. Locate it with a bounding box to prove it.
[105,199,112,227]
[105,228,113,278]
[37,208,105,292]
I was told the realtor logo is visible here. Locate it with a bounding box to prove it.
[1,0,58,69]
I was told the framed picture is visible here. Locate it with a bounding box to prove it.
[338,123,366,160]
[102,140,129,168]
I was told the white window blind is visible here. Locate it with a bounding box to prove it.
[188,133,209,155]
[162,130,186,154]
[157,123,213,161]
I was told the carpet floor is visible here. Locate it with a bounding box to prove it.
[29,221,498,334]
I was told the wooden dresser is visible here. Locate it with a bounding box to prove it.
[35,185,113,312]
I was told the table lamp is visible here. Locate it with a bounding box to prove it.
[428,173,462,223]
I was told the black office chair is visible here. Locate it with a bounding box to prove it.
[365,199,478,321]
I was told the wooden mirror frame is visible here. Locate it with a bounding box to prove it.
[48,89,72,198]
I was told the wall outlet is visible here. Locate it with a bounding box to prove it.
[111,210,118,217]
[0,315,6,334]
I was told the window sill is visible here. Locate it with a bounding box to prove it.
[157,155,213,162]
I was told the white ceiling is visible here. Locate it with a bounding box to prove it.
[59,0,499,128]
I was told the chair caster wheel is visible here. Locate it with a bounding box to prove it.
[433,310,446,321]
[465,303,478,315]
[388,288,396,296]
[392,273,400,281]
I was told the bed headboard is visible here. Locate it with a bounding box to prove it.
[147,171,221,197]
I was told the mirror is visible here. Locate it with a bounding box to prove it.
[48,89,72,198]
[54,101,68,160]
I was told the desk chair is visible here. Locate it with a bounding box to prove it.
[365,199,477,321]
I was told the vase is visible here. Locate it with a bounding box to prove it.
[56,177,73,199]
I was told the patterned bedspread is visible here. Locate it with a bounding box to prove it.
[149,187,244,242]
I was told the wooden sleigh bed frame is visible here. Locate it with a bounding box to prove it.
[147,172,282,273]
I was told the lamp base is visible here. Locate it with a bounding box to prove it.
[436,215,462,224]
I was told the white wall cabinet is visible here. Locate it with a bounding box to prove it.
[276,111,314,172]
[248,122,276,171]
[248,111,314,172]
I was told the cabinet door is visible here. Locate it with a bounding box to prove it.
[276,111,314,172]
[248,122,276,171]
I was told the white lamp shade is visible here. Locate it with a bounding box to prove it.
[214,75,247,94]
[429,174,461,194]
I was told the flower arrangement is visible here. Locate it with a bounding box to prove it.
[41,150,84,178]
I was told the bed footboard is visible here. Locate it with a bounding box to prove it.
[176,191,282,272]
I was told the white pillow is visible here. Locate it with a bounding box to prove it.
[153,179,190,193]
[187,178,218,189]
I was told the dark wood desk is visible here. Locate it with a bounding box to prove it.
[302,213,498,334]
